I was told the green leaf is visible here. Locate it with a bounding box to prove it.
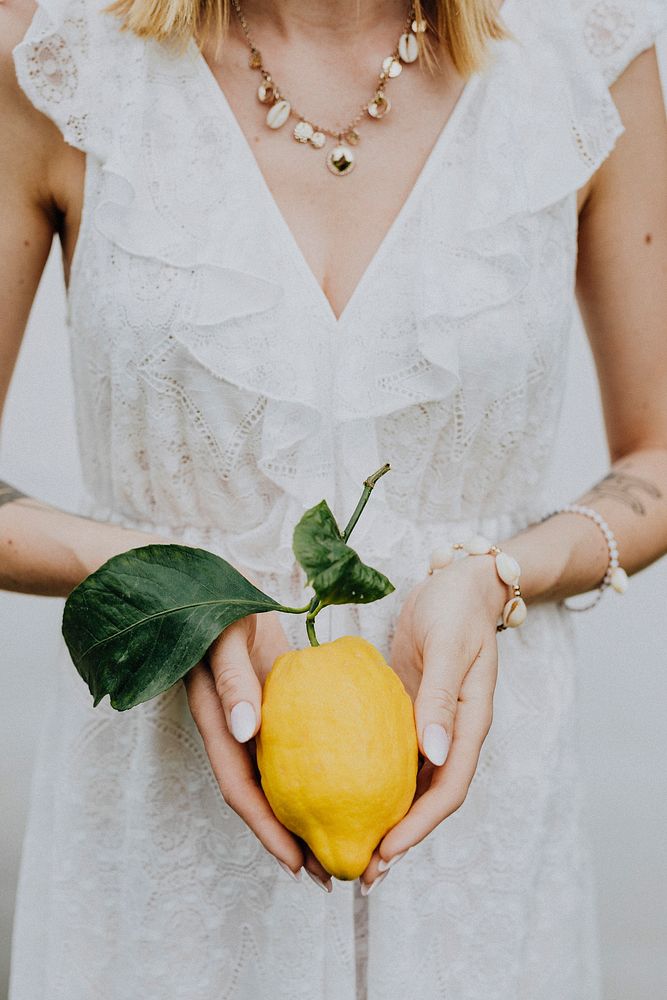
[62,544,281,711]
[293,500,395,607]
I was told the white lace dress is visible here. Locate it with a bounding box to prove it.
[9,0,666,997]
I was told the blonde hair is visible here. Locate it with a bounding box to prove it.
[104,0,507,77]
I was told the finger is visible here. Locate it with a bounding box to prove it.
[413,627,480,767]
[415,637,470,767]
[359,845,406,896]
[251,611,291,684]
[359,847,383,887]
[185,663,304,874]
[359,844,412,894]
[379,641,497,862]
[302,849,333,893]
[415,756,435,798]
[208,618,263,744]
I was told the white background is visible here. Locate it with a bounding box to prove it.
[1,43,666,999]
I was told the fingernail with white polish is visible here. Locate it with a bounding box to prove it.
[230,701,256,743]
[377,850,408,873]
[305,869,333,893]
[423,723,450,766]
[360,871,389,897]
[277,859,302,882]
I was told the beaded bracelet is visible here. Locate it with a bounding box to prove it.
[428,535,527,632]
[540,503,628,611]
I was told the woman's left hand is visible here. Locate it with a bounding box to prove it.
[359,553,509,890]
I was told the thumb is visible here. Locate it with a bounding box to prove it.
[413,633,469,767]
[208,618,263,744]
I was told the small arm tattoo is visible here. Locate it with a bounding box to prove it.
[0,482,28,508]
[0,480,106,522]
[583,470,663,516]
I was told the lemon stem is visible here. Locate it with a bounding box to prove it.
[304,463,391,647]
[305,614,320,647]
[340,463,391,543]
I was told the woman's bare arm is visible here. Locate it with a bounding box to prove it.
[0,6,167,596]
[367,46,667,881]
[502,45,667,601]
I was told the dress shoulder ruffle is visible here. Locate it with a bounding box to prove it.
[573,0,667,85]
[12,0,146,158]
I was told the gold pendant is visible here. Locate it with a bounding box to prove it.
[257,80,276,104]
[327,144,356,176]
[367,92,391,119]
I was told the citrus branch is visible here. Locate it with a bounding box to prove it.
[305,463,391,646]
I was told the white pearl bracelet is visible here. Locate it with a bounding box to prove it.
[540,503,628,611]
[428,536,527,631]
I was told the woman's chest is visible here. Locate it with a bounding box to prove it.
[193,35,470,321]
[58,23,593,321]
[66,120,580,530]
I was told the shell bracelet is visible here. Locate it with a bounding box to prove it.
[540,503,628,611]
[428,536,527,632]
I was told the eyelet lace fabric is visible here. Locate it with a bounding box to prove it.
[9,0,666,997]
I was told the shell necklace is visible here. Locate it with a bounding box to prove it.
[230,0,427,176]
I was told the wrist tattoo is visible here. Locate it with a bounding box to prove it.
[583,470,662,516]
[0,481,28,508]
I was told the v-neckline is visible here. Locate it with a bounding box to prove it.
[187,22,496,327]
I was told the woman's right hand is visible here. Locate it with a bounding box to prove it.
[183,611,334,892]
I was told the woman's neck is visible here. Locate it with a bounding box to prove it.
[239,0,408,41]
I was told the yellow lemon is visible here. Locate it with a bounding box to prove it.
[256,635,418,880]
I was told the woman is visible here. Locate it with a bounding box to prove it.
[1,0,666,995]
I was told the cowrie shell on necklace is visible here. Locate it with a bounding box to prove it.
[327,144,356,176]
[266,99,291,129]
[398,32,419,63]
[266,100,292,129]
[266,101,292,129]
[382,55,402,78]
